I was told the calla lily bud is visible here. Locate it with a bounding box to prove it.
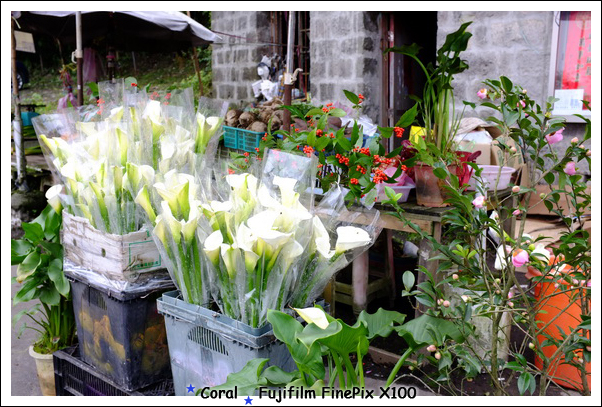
[134,185,157,224]
[294,307,330,329]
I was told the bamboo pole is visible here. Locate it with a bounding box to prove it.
[187,11,204,97]
[76,11,83,106]
[12,16,27,188]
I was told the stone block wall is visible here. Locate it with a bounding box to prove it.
[437,11,589,177]
[437,11,555,117]
[309,11,383,123]
[211,11,272,105]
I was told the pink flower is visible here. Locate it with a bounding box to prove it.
[564,161,577,176]
[477,88,488,99]
[513,209,521,216]
[517,100,526,108]
[512,185,521,193]
[512,249,529,268]
[427,344,437,353]
[545,128,564,145]
[472,196,486,209]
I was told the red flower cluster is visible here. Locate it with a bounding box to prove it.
[350,178,359,185]
[303,145,315,157]
[322,103,336,114]
[356,165,367,174]
[96,98,105,115]
[317,164,323,169]
[228,168,235,174]
[335,153,350,166]
[400,164,408,172]
[373,155,394,166]
[358,94,365,104]
[352,147,371,156]
[394,127,405,138]
[131,82,137,87]
[329,132,335,139]
[165,93,171,100]
[372,168,388,184]
[243,152,250,157]
[316,129,323,137]
[255,147,260,153]
[262,133,268,141]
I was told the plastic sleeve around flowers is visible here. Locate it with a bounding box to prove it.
[288,184,383,308]
[62,258,174,295]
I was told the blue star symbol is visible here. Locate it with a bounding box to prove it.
[186,384,195,393]
[244,396,253,405]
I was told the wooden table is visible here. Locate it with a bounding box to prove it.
[325,188,516,316]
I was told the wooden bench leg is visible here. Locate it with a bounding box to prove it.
[415,221,442,319]
[352,251,369,315]
[386,229,396,308]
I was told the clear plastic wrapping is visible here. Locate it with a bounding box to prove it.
[136,148,381,328]
[63,258,174,296]
[31,79,228,238]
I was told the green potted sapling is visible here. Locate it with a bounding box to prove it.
[388,22,476,207]
[12,197,76,396]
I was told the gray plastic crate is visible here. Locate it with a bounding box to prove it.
[157,291,296,396]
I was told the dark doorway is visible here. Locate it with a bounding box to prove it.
[381,11,437,151]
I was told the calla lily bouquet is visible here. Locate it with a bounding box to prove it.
[136,149,381,328]
[33,78,227,235]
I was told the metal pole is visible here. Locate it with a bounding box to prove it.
[187,11,204,97]
[12,16,27,189]
[76,11,83,106]
[283,11,296,134]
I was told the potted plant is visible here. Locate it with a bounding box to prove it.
[387,22,474,207]
[12,202,76,396]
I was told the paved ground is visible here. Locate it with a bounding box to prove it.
[11,265,43,396]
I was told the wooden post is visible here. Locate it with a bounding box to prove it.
[12,16,26,188]
[187,11,204,97]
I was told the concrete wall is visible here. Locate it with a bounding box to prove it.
[308,11,382,123]
[211,11,272,105]
[210,11,589,176]
[437,11,590,177]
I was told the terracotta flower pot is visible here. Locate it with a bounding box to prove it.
[29,345,56,396]
[413,163,457,207]
[529,257,591,391]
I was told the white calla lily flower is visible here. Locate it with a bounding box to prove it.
[180,205,200,244]
[204,230,224,266]
[315,236,335,259]
[161,201,182,243]
[153,215,169,247]
[334,226,371,253]
[257,184,280,209]
[494,244,511,270]
[220,243,239,279]
[210,200,233,213]
[273,176,299,207]
[247,210,279,232]
[294,307,330,329]
[46,185,63,214]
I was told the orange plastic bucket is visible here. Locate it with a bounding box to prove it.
[532,268,591,391]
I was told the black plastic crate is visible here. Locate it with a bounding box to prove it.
[54,346,174,396]
[68,274,174,391]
